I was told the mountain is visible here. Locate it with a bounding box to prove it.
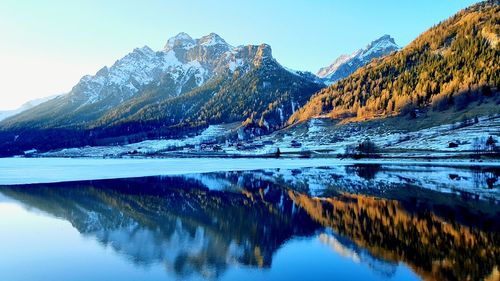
[0,95,57,122]
[290,1,499,124]
[317,35,399,85]
[0,33,323,154]
[99,42,323,132]
[1,33,238,129]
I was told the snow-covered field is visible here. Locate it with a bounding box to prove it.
[41,124,234,158]
[0,157,499,186]
[20,114,500,159]
[389,116,500,151]
[261,114,500,155]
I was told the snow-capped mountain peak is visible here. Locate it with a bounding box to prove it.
[317,35,399,85]
[73,40,205,106]
[0,31,325,147]
[198,33,229,47]
[164,32,196,51]
[64,33,303,108]
[359,34,398,60]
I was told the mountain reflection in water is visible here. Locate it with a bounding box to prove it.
[0,164,498,281]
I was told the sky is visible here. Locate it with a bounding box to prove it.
[0,0,479,110]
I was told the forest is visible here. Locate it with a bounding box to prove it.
[289,2,499,123]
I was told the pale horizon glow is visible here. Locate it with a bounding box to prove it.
[0,0,479,110]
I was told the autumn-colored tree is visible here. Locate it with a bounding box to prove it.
[289,1,500,124]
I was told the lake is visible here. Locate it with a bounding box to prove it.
[0,161,499,281]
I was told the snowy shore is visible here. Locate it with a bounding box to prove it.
[0,157,499,185]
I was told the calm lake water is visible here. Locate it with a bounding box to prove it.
[0,164,499,281]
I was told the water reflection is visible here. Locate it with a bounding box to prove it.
[318,231,400,278]
[0,164,499,281]
[1,176,322,279]
[345,164,381,180]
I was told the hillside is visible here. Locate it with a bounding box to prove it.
[290,1,500,124]
[106,47,322,132]
[1,33,322,131]
[0,2,498,157]
[0,34,323,155]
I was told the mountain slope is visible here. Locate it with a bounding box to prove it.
[2,33,322,131]
[97,44,322,131]
[317,35,399,85]
[0,33,230,129]
[0,33,323,154]
[291,1,499,124]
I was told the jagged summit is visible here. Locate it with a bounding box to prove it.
[0,31,322,141]
[64,33,283,108]
[198,32,229,47]
[317,35,399,85]
[164,32,232,52]
[164,32,195,50]
[360,34,398,60]
[367,34,396,47]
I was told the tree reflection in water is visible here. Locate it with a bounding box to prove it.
[1,164,498,280]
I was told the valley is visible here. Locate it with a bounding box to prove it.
[0,2,499,281]
[0,1,498,161]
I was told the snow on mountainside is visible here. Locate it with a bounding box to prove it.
[0,95,57,121]
[77,31,320,109]
[75,36,214,106]
[0,32,326,156]
[1,32,321,131]
[317,35,399,85]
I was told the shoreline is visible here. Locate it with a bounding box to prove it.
[13,150,500,163]
[0,157,499,186]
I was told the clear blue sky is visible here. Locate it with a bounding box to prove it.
[0,0,479,110]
